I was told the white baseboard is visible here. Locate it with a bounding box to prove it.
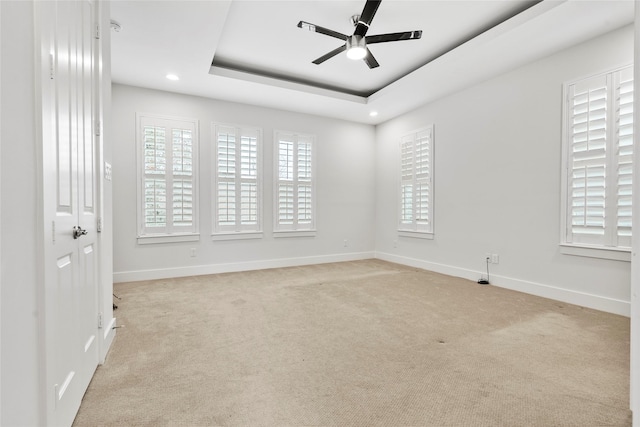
[113,251,375,283]
[375,252,630,317]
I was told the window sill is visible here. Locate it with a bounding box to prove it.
[559,243,631,262]
[212,231,263,241]
[137,233,200,245]
[273,230,317,238]
[398,230,434,240]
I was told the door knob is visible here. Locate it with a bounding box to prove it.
[73,226,88,239]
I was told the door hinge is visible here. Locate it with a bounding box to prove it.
[97,217,103,233]
[52,220,56,244]
[98,312,103,329]
[95,23,101,39]
[95,120,102,136]
[49,53,55,80]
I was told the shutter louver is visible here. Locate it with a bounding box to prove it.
[240,135,258,225]
[217,182,235,226]
[143,125,167,228]
[172,179,193,226]
[279,184,294,224]
[144,179,166,228]
[400,138,413,224]
[415,130,431,226]
[401,184,413,223]
[616,70,633,246]
[217,129,236,227]
[172,129,193,227]
[297,141,313,225]
[279,140,293,181]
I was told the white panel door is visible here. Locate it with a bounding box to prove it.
[39,1,100,425]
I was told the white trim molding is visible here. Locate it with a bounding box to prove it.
[630,2,640,421]
[560,243,631,262]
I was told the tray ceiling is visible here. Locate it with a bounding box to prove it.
[110,1,634,124]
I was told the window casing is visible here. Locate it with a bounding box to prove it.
[561,65,633,256]
[274,131,316,234]
[137,114,198,243]
[399,126,434,238]
[212,123,262,238]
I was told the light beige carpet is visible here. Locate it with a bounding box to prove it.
[74,260,631,426]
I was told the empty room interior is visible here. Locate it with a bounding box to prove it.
[2,0,640,425]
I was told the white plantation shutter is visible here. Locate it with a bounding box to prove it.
[400,136,414,225]
[213,123,262,234]
[567,75,608,242]
[139,115,198,238]
[563,65,633,249]
[143,126,167,228]
[399,126,434,234]
[275,131,315,231]
[616,69,634,246]
[216,126,236,227]
[172,129,194,227]
[297,140,313,225]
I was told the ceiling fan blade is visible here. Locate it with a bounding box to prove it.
[354,0,381,37]
[298,21,348,41]
[366,30,422,44]
[363,48,379,69]
[312,44,347,65]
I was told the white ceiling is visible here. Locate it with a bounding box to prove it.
[110,0,634,125]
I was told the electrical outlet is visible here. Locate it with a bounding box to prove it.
[343,239,348,247]
[485,253,492,263]
[492,254,499,264]
[190,248,196,257]
[393,240,398,248]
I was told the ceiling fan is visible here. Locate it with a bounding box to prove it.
[297,0,422,69]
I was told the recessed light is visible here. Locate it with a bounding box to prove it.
[166,74,179,81]
[369,111,378,117]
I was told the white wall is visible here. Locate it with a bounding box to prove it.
[0,2,42,425]
[0,1,4,424]
[112,84,376,281]
[375,25,634,316]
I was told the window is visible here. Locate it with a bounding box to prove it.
[274,131,316,234]
[399,126,434,238]
[212,123,262,238]
[561,65,633,257]
[137,114,198,243]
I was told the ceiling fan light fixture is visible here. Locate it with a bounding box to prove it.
[346,35,367,60]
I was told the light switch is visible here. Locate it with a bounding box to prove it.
[104,162,112,181]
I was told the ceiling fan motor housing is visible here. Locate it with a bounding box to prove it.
[346,35,367,60]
